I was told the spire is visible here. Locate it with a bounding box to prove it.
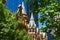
[22,1,26,14]
[18,4,21,7]
[28,13,36,28]
[17,4,22,12]
[30,13,34,20]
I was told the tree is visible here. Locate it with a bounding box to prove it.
[27,0,60,40]
[0,0,33,40]
[39,0,60,39]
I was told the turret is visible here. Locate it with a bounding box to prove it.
[17,1,28,30]
[17,4,22,19]
[22,1,26,14]
[18,4,22,14]
[28,13,36,28]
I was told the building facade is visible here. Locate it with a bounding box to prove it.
[17,1,48,40]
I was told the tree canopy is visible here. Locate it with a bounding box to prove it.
[27,0,60,40]
[0,1,33,40]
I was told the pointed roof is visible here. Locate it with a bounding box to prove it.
[28,13,36,28]
[30,13,34,20]
[22,1,26,14]
[18,4,21,7]
[17,4,22,12]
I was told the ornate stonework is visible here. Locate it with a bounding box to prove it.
[28,13,48,40]
[17,1,48,40]
[3,0,48,40]
[17,2,28,30]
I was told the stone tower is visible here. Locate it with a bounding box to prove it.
[28,13,36,28]
[28,13,38,40]
[17,1,48,40]
[22,1,28,26]
[17,1,28,29]
[28,13,48,40]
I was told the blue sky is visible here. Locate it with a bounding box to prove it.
[6,0,22,12]
[6,0,46,28]
[38,13,46,28]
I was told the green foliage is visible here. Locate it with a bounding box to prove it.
[23,34,33,40]
[26,0,39,13]
[40,27,47,32]
[15,29,33,40]
[0,1,33,40]
[27,0,60,39]
[40,0,60,38]
[0,0,2,3]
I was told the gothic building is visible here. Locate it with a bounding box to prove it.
[3,0,48,40]
[28,12,47,40]
[17,1,48,40]
[4,0,48,40]
[17,1,28,30]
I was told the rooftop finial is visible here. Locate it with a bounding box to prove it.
[22,1,26,14]
[30,13,34,20]
[18,4,21,7]
[28,13,36,28]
